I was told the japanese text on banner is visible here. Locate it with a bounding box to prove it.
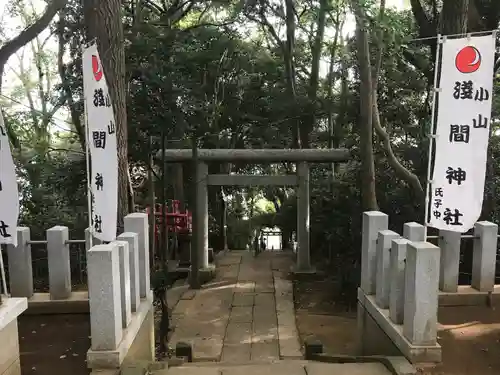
[82,43,118,242]
[428,34,496,232]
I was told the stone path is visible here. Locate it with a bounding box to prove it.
[168,250,302,362]
[163,361,393,375]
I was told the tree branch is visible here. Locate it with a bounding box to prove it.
[409,0,434,38]
[245,10,284,50]
[372,0,424,198]
[0,0,68,90]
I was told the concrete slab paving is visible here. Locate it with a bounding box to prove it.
[220,362,306,375]
[167,251,301,362]
[305,362,392,375]
[229,306,253,323]
[232,293,254,307]
[221,343,251,362]
[158,361,395,375]
[225,322,252,344]
[250,340,280,361]
[166,367,222,375]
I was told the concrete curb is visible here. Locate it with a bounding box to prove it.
[304,339,416,375]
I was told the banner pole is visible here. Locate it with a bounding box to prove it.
[424,34,443,241]
[84,97,93,250]
[0,245,8,297]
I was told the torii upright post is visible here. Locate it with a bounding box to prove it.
[189,136,200,289]
[296,161,311,271]
[197,162,209,270]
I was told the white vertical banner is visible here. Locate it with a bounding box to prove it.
[0,109,19,247]
[428,34,496,232]
[83,43,118,241]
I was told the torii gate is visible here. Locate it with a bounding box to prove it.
[155,148,351,286]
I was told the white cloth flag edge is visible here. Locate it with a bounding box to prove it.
[0,109,19,247]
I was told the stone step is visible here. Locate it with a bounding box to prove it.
[152,360,397,375]
[179,359,309,367]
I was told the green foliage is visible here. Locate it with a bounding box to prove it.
[3,1,500,306]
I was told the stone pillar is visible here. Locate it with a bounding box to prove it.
[403,242,440,346]
[438,230,461,292]
[375,230,400,309]
[85,227,102,251]
[87,244,122,351]
[361,211,388,295]
[197,162,209,269]
[403,222,425,242]
[296,162,311,271]
[117,232,140,312]
[46,226,71,300]
[0,298,27,375]
[389,238,409,325]
[124,213,150,298]
[115,240,132,328]
[7,227,33,298]
[472,221,498,292]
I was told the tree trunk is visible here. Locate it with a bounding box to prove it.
[336,35,349,178]
[303,0,329,149]
[353,1,378,211]
[283,0,300,148]
[327,11,343,181]
[441,0,469,35]
[84,0,130,232]
[57,9,85,150]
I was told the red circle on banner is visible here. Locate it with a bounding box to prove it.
[455,46,481,73]
[92,55,103,81]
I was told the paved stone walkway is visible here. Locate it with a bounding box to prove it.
[163,361,393,375]
[168,250,302,362]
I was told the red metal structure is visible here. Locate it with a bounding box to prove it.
[146,200,192,243]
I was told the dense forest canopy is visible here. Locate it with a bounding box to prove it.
[0,0,499,286]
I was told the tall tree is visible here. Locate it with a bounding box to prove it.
[83,0,130,231]
[352,0,378,210]
[304,0,329,148]
[440,0,469,35]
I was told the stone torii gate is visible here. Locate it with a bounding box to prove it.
[156,148,350,281]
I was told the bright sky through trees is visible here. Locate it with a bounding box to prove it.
[0,0,409,131]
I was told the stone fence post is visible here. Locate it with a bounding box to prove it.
[389,238,410,324]
[438,230,461,292]
[47,226,71,300]
[87,243,122,351]
[115,240,132,329]
[7,227,33,298]
[85,228,102,251]
[472,221,498,292]
[403,222,425,242]
[117,232,140,312]
[361,211,388,295]
[403,241,440,346]
[124,213,150,298]
[375,230,400,309]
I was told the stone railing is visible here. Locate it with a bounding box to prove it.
[357,211,498,364]
[86,212,154,369]
[426,223,498,306]
[5,213,154,370]
[6,225,91,312]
